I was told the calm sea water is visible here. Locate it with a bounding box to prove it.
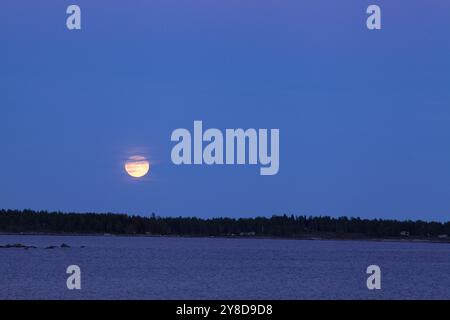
[0,235,449,300]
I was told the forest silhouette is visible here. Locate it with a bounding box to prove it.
[0,209,449,241]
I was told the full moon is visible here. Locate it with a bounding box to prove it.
[125,156,150,178]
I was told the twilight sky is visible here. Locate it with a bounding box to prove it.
[1,0,450,221]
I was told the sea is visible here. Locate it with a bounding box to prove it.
[0,235,449,300]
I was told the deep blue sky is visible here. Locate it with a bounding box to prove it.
[1,1,450,221]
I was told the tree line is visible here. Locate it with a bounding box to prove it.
[0,209,449,239]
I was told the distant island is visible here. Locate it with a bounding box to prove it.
[0,209,449,242]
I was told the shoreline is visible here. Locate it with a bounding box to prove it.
[0,232,449,245]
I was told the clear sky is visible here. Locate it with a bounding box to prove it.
[1,0,450,221]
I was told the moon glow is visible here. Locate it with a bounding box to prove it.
[125,156,150,178]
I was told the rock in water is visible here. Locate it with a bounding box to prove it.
[0,243,26,249]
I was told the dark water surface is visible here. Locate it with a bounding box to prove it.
[0,235,449,299]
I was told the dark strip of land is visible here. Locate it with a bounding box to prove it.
[0,209,449,242]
